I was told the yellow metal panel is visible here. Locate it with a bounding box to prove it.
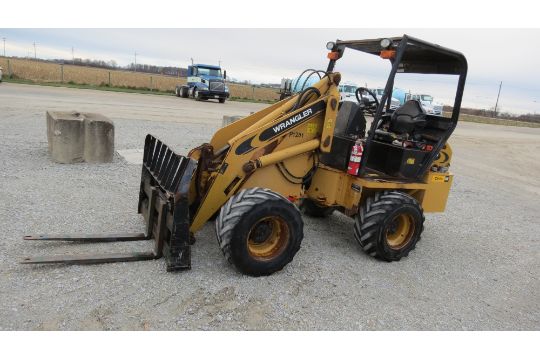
[418,172,453,212]
[306,163,454,216]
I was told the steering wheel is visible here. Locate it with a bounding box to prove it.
[355,87,379,113]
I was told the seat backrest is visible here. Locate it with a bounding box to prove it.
[334,101,367,138]
[390,100,427,134]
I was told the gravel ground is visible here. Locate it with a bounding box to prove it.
[0,83,538,330]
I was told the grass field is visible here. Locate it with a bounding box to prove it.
[2,57,538,127]
[0,57,280,102]
[444,112,540,128]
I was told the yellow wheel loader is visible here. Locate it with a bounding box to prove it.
[22,35,467,276]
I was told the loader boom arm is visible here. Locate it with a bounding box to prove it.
[189,73,342,232]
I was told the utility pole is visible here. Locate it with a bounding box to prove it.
[494,81,502,117]
[33,42,37,59]
[134,52,137,71]
[218,60,221,67]
[71,46,74,63]
[2,37,5,57]
[190,57,194,65]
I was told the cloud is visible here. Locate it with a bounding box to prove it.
[1,28,539,113]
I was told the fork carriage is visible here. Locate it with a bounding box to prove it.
[22,135,197,271]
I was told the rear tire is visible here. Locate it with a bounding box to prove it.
[215,188,303,276]
[354,191,424,261]
[180,86,189,98]
[300,198,335,218]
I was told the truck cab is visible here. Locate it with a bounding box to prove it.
[176,64,230,103]
[369,87,401,110]
[338,82,358,102]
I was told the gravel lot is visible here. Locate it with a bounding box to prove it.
[1,83,538,330]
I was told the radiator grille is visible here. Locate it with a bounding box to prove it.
[209,81,225,92]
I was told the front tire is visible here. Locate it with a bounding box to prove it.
[219,97,226,103]
[354,191,424,261]
[194,88,202,101]
[215,188,303,276]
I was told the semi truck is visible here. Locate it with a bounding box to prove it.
[392,89,444,115]
[175,64,230,103]
[338,82,359,102]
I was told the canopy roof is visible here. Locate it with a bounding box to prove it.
[336,35,467,75]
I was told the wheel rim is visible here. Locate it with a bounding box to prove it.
[247,216,289,261]
[385,213,415,249]
[195,90,198,98]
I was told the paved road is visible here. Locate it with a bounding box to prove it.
[0,83,538,330]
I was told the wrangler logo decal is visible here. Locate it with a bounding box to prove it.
[259,100,325,142]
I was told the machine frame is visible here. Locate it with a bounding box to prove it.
[22,35,468,274]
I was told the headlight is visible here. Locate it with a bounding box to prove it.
[224,85,229,91]
[326,41,336,51]
[380,38,392,49]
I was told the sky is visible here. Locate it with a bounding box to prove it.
[1,28,539,114]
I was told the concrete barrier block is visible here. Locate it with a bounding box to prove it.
[46,111,114,163]
[83,114,114,163]
[46,111,85,163]
[222,115,243,127]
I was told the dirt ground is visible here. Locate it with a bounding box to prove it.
[0,83,538,330]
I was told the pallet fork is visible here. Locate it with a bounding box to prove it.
[21,135,197,271]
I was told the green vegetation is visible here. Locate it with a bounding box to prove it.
[3,78,278,104]
[3,78,175,96]
[444,112,540,128]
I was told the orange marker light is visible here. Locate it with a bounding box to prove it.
[380,50,396,59]
[327,51,340,60]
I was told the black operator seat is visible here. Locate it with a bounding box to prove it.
[389,100,427,134]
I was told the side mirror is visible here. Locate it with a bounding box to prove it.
[223,70,227,80]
